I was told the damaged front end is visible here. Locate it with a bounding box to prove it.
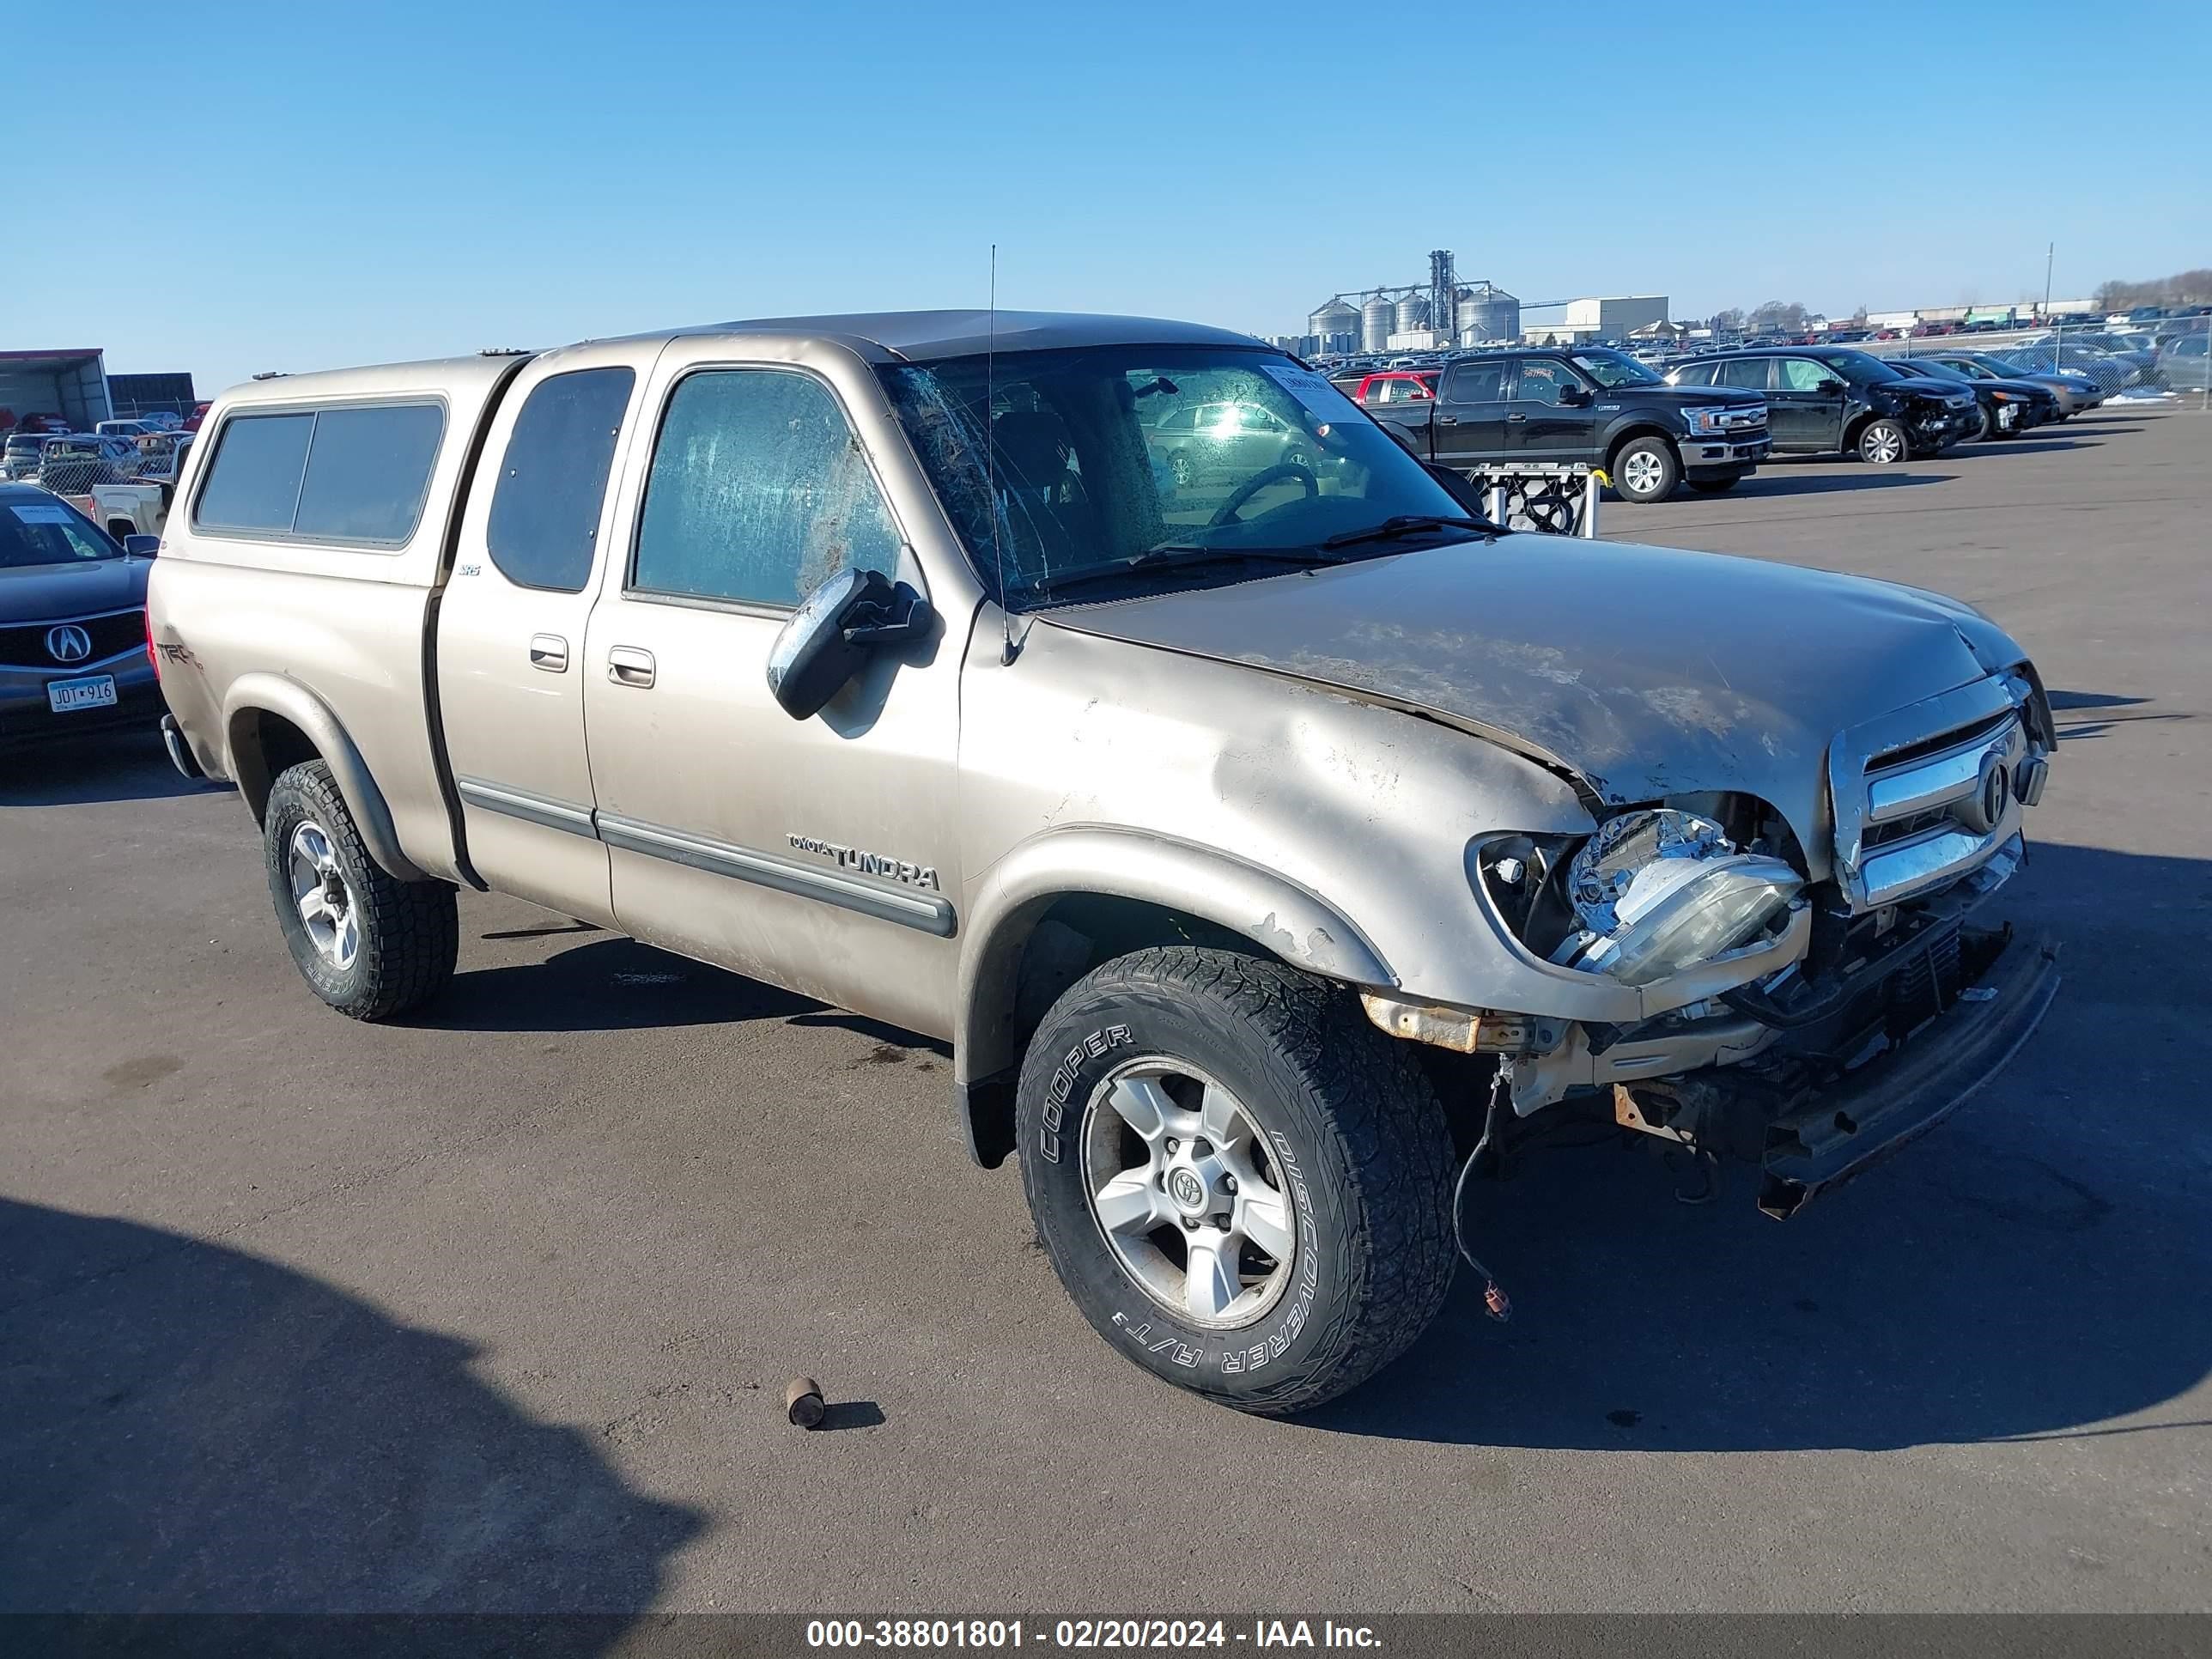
[1367,670,2061,1218]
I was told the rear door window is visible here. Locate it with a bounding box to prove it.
[486,367,635,592]
[1717,359,1774,391]
[1442,362,1506,401]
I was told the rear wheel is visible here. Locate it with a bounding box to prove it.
[1017,946,1456,1415]
[1857,417,1908,465]
[263,760,458,1019]
[1612,436,1680,503]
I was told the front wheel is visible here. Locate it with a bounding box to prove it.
[263,759,458,1019]
[1611,436,1680,503]
[1973,404,1999,442]
[1017,946,1456,1415]
[1857,417,1909,465]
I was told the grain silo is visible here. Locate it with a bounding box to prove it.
[1394,295,1429,337]
[1308,299,1360,354]
[1455,284,1520,344]
[1359,295,1395,354]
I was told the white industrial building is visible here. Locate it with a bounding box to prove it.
[1522,295,1670,346]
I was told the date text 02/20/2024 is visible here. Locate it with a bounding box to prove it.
[805,1620,1382,1650]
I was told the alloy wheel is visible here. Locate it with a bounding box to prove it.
[1079,1059,1297,1329]
[288,820,360,969]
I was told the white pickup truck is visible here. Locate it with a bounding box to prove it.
[88,434,193,541]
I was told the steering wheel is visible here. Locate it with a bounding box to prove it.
[1208,462,1319,527]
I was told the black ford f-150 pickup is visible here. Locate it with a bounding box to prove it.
[1355,346,1771,503]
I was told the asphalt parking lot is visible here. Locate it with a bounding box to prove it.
[3,407,2207,1618]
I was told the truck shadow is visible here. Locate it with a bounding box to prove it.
[404,936,818,1034]
[0,1198,702,1631]
[1693,470,1950,500]
[1313,841,2212,1451]
[1967,437,2101,458]
[2044,689,2189,744]
[0,727,228,807]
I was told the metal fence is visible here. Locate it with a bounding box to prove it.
[1,437,188,502]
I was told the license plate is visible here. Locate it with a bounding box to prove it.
[47,674,118,713]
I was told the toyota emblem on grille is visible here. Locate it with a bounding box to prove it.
[1960,751,2010,834]
[46,624,94,664]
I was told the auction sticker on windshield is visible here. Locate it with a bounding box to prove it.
[10,504,75,526]
[1260,362,1362,422]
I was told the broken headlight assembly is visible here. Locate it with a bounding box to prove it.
[1477,809,1803,988]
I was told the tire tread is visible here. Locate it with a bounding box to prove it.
[1021,945,1456,1416]
[264,761,458,1021]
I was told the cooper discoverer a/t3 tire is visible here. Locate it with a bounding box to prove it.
[1017,946,1456,1415]
[263,759,459,1020]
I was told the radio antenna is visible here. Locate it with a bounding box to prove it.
[988,243,1014,663]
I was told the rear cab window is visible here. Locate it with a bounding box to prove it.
[193,402,445,545]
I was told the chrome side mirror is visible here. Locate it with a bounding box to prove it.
[766,567,933,720]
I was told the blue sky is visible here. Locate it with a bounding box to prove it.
[21,0,2209,392]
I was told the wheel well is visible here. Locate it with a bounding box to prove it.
[228,708,320,824]
[106,518,135,540]
[1843,410,1884,447]
[1604,424,1676,467]
[962,894,1274,1168]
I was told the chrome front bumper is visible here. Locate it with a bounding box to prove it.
[1758,927,2061,1217]
[1682,434,1770,470]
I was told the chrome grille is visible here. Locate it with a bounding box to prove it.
[1828,677,2039,912]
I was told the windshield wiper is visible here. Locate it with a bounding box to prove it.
[1025,545,1341,601]
[1320,514,1500,550]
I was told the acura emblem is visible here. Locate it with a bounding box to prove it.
[46,624,93,664]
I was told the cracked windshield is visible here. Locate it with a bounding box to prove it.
[883,346,1469,605]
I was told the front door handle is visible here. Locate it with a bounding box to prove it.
[1437,415,1460,426]
[607,646,656,689]
[529,634,568,673]
[1506,413,1527,422]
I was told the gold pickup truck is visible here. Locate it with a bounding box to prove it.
[149,311,2058,1413]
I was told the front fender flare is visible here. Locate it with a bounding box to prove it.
[953,824,1394,1092]
[222,672,428,883]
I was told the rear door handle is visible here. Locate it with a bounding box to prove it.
[529,634,568,673]
[607,646,656,689]
[1437,415,1460,426]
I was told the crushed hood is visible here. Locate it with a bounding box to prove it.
[1039,536,2026,855]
